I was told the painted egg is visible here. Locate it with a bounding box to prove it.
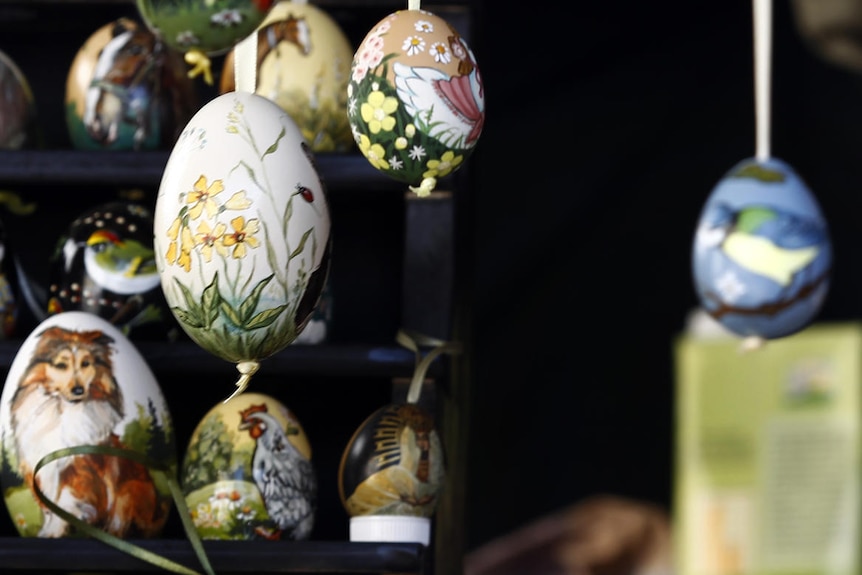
[219,1,354,152]
[65,17,198,151]
[348,9,485,193]
[0,49,39,150]
[180,392,316,540]
[0,217,19,338]
[0,311,177,538]
[46,201,177,341]
[691,157,833,339]
[338,402,445,544]
[136,0,275,56]
[153,91,332,366]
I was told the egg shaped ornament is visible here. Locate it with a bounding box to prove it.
[65,17,198,151]
[692,156,833,340]
[0,49,39,149]
[0,216,19,339]
[0,311,177,538]
[220,1,354,152]
[153,91,332,394]
[348,9,485,196]
[338,402,445,544]
[136,0,276,84]
[46,201,177,341]
[181,392,316,540]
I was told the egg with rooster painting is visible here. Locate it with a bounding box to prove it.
[691,156,833,340]
[181,392,316,540]
[0,311,177,538]
[348,9,484,194]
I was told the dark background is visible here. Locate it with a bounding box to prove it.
[464,0,862,554]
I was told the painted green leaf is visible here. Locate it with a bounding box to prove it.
[289,228,313,260]
[239,274,274,323]
[244,305,288,330]
[201,273,221,328]
[282,195,293,230]
[171,306,205,329]
[263,127,286,158]
[219,301,243,328]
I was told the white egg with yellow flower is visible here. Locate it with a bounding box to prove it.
[153,91,331,373]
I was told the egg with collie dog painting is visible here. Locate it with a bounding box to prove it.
[0,311,176,538]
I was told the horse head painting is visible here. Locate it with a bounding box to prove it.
[67,17,197,151]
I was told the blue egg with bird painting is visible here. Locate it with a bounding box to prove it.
[691,157,832,340]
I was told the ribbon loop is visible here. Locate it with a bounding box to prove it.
[396,328,461,404]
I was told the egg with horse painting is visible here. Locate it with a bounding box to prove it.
[692,157,833,340]
[181,392,316,540]
[153,90,331,369]
[348,9,484,194]
[0,49,39,150]
[220,1,354,153]
[0,311,177,539]
[65,17,198,151]
[136,0,276,56]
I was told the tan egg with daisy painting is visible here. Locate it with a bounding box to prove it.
[347,8,485,195]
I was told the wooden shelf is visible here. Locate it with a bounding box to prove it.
[0,538,428,573]
[0,151,409,192]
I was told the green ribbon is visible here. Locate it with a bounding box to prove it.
[33,445,215,575]
[395,328,462,404]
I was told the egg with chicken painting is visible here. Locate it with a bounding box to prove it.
[348,9,484,195]
[691,156,833,340]
[338,402,445,544]
[180,392,316,540]
[0,311,177,539]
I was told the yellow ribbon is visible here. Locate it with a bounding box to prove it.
[224,359,260,403]
[0,190,36,215]
[184,49,213,86]
[395,328,461,404]
[408,177,437,198]
[33,445,215,575]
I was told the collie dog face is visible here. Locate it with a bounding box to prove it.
[8,325,167,538]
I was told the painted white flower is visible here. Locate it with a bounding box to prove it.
[716,270,746,302]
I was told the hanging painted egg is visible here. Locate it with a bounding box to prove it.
[0,311,177,538]
[0,216,19,339]
[65,17,198,151]
[338,402,445,544]
[136,0,275,57]
[153,91,332,368]
[692,157,833,339]
[0,48,39,150]
[348,9,485,196]
[46,201,177,341]
[181,392,316,540]
[220,0,354,152]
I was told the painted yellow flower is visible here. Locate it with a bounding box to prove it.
[222,216,260,259]
[360,90,398,134]
[357,134,389,170]
[165,217,181,265]
[423,151,463,179]
[194,220,227,262]
[224,190,252,210]
[178,225,195,272]
[186,175,225,219]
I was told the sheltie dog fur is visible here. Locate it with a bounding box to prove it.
[9,325,168,538]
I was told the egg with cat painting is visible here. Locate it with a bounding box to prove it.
[691,156,833,339]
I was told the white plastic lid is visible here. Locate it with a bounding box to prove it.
[349,515,431,545]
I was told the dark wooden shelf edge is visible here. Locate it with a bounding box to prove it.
[0,537,427,573]
[0,150,409,192]
[0,341,426,378]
